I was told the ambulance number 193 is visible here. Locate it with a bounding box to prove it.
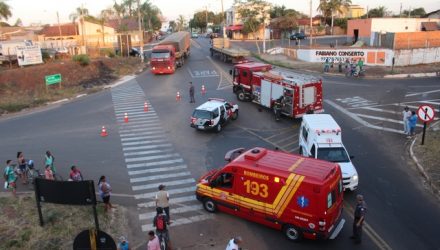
[243,180,268,198]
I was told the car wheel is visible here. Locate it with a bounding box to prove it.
[232,110,239,120]
[216,124,222,133]
[203,198,217,213]
[283,224,303,242]
[237,90,246,102]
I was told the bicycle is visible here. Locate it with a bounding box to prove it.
[156,231,168,250]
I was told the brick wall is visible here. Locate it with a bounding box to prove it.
[394,31,440,49]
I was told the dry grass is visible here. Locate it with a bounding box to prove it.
[0,194,129,250]
[413,128,440,193]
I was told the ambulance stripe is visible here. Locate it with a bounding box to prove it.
[274,175,300,213]
[272,174,296,209]
[277,175,305,217]
[288,158,304,172]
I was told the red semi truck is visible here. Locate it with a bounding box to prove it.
[150,31,190,74]
[230,62,324,118]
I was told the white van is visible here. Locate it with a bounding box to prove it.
[299,114,358,191]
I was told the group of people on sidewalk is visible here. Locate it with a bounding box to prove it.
[403,106,418,138]
[324,58,364,76]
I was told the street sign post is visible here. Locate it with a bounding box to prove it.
[45,73,62,89]
[417,105,436,145]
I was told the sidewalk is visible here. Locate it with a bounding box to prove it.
[410,121,440,198]
[255,53,440,79]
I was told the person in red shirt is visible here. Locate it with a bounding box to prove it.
[44,165,54,180]
[69,165,83,181]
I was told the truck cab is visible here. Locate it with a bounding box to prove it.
[231,62,272,101]
[150,45,176,74]
[299,114,358,191]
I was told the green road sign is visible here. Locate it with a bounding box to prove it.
[45,74,62,85]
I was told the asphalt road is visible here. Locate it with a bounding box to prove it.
[1,37,439,250]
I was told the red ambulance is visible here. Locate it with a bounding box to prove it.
[196,147,345,241]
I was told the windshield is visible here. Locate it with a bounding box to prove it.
[192,110,212,119]
[151,52,170,59]
[317,147,350,163]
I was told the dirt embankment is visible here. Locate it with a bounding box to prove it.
[0,57,144,114]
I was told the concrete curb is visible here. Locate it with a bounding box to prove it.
[409,132,440,196]
[384,72,439,78]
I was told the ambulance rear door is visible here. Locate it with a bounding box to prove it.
[211,170,240,215]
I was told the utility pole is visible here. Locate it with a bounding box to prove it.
[57,11,63,47]
[408,6,411,18]
[137,0,144,62]
[309,0,312,46]
[80,4,87,54]
[205,6,208,33]
[221,0,226,40]
[366,6,369,18]
[399,3,402,18]
[262,4,267,53]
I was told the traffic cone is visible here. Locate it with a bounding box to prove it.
[176,91,181,102]
[124,113,129,123]
[100,126,108,137]
[144,102,149,112]
[201,85,206,96]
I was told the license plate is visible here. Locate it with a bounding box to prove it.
[198,126,204,129]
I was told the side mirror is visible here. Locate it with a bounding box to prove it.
[210,179,218,187]
[229,69,233,75]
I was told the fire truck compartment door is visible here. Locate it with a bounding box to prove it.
[303,86,316,106]
[271,83,284,101]
[261,80,272,107]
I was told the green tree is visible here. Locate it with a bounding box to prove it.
[169,20,176,32]
[69,7,89,36]
[403,7,426,17]
[318,0,351,34]
[140,0,162,31]
[191,10,217,32]
[367,6,387,17]
[0,0,12,21]
[235,0,270,54]
[176,15,186,31]
[123,0,135,16]
[14,18,22,27]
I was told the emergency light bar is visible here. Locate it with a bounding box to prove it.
[208,98,226,102]
[315,129,341,135]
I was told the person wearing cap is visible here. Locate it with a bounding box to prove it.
[117,236,130,250]
[155,184,170,222]
[226,236,242,250]
[189,82,195,103]
[402,106,411,135]
[350,194,367,244]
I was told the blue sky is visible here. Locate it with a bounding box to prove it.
[4,0,440,26]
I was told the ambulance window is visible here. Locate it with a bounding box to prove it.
[242,71,248,77]
[212,108,219,118]
[302,127,308,142]
[217,173,233,188]
[311,145,316,158]
[327,190,336,209]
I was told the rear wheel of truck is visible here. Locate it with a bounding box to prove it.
[236,90,246,102]
[283,224,303,242]
[203,198,217,212]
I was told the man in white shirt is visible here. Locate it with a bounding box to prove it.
[225,236,242,250]
[155,184,170,222]
[402,106,412,135]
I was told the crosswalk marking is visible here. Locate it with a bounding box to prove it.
[111,82,211,232]
[354,113,424,128]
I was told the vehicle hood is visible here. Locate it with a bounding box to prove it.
[338,162,358,178]
[198,169,218,184]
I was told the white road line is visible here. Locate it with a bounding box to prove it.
[122,139,168,146]
[123,144,173,152]
[115,110,155,116]
[124,148,174,157]
[420,101,440,106]
[121,135,166,142]
[186,67,195,78]
[131,172,191,183]
[120,131,166,138]
[135,186,196,199]
[116,113,158,119]
[138,196,197,208]
[125,153,180,163]
[326,100,405,134]
[392,103,440,113]
[117,117,159,123]
[405,89,440,97]
[119,122,162,129]
[114,107,156,113]
[358,106,402,115]
[112,96,146,101]
[129,165,188,176]
[347,100,372,106]
[141,214,213,232]
[354,113,424,128]
[132,178,194,190]
[119,127,164,133]
[127,159,184,169]
[139,205,202,220]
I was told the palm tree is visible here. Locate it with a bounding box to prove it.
[99,8,115,47]
[113,1,126,27]
[123,0,135,17]
[176,15,185,31]
[140,0,160,31]
[317,0,351,35]
[368,6,387,17]
[69,7,89,43]
[0,0,12,20]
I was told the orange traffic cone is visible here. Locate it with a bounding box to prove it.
[101,126,108,137]
[176,91,181,102]
[201,85,206,95]
[144,102,149,112]
[124,113,129,123]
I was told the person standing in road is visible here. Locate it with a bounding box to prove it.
[402,106,412,135]
[45,151,55,174]
[3,160,17,197]
[17,152,28,184]
[98,175,116,212]
[155,184,170,222]
[189,82,195,103]
[357,58,364,72]
[225,236,242,250]
[323,59,330,73]
[350,194,367,244]
[147,231,161,250]
[408,111,418,138]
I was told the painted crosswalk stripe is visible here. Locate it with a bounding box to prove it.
[119,127,164,133]
[120,131,166,138]
[354,113,424,127]
[137,196,198,208]
[132,178,194,190]
[141,214,214,232]
[139,205,202,220]
[125,153,180,163]
[126,159,184,169]
[124,148,173,157]
[119,119,161,125]
[131,171,192,184]
[123,144,174,152]
[121,135,166,142]
[114,107,156,113]
[115,111,156,117]
[121,139,168,147]
[119,123,162,129]
[129,165,188,176]
[134,186,196,199]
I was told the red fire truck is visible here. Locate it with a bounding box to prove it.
[196,147,345,241]
[230,62,324,118]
